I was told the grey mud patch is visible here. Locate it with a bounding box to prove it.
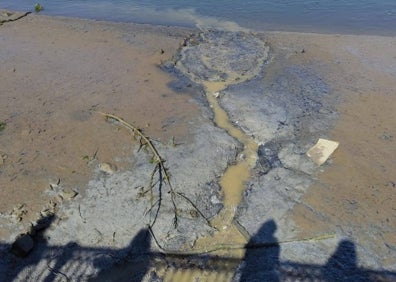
[162,30,395,281]
[196,35,344,263]
[168,29,379,279]
[1,119,240,280]
[164,29,391,279]
[47,121,239,250]
[227,63,338,233]
[2,28,395,281]
[172,29,339,246]
[225,57,341,261]
[174,30,269,84]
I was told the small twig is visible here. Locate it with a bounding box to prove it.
[92,148,99,160]
[175,192,212,227]
[153,165,164,227]
[94,228,104,243]
[98,112,165,171]
[148,224,335,255]
[78,204,86,223]
[47,265,70,281]
[147,164,159,225]
[144,199,160,216]
[148,225,166,251]
[47,260,70,281]
[98,112,177,224]
[0,11,31,25]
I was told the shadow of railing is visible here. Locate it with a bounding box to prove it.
[1,219,395,281]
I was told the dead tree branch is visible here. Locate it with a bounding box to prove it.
[98,112,211,229]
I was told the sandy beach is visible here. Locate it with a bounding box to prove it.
[0,11,199,233]
[0,10,395,281]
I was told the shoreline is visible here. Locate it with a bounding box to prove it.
[3,8,396,37]
[0,10,395,280]
[0,8,396,38]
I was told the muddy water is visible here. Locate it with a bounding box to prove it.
[205,83,258,222]
[191,86,258,258]
[159,83,258,280]
[173,31,269,266]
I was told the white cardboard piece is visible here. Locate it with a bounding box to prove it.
[307,138,339,165]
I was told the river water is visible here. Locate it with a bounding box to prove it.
[2,0,396,35]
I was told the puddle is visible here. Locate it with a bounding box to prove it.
[191,88,258,258]
[205,84,258,218]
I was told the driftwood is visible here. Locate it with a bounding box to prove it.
[0,11,31,26]
[98,112,211,229]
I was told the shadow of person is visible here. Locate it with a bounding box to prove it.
[92,228,152,282]
[238,219,280,282]
[324,239,369,282]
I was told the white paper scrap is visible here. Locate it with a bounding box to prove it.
[307,138,339,165]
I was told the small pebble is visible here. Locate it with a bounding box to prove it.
[99,162,117,174]
[60,188,78,200]
[10,204,28,222]
[11,234,34,257]
[0,152,6,166]
[49,178,61,190]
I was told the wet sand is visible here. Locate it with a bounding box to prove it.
[0,11,200,238]
[279,32,396,267]
[0,10,395,280]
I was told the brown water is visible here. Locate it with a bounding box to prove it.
[188,79,259,273]
[172,32,269,273]
[159,82,259,281]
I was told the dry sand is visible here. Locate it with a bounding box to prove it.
[0,10,395,280]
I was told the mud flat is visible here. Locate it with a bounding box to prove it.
[0,11,395,281]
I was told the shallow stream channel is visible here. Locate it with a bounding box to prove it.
[173,31,269,261]
[160,29,342,280]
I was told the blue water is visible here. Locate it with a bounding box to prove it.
[2,1,396,35]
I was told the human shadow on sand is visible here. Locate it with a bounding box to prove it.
[237,219,379,281]
[238,219,280,281]
[1,217,395,281]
